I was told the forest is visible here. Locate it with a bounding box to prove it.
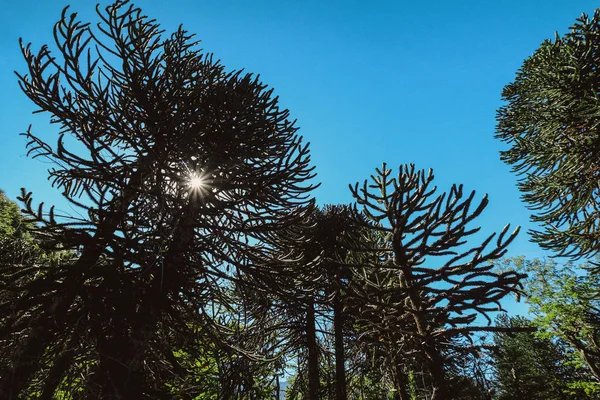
[1,1,600,399]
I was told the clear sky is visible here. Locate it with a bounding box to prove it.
[1,1,598,314]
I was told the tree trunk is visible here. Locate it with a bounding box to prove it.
[333,284,347,400]
[392,364,411,400]
[306,297,320,400]
[425,345,447,400]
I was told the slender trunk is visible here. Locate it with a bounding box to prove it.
[394,376,411,400]
[425,345,447,400]
[392,359,410,400]
[96,330,141,398]
[328,353,334,400]
[306,297,320,400]
[333,284,347,400]
[275,373,280,400]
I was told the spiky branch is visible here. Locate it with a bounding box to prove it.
[348,163,526,400]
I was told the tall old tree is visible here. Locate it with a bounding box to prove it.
[0,1,315,398]
[496,9,600,259]
[267,204,359,400]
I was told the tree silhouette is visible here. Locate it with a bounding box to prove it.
[348,164,527,400]
[0,1,315,398]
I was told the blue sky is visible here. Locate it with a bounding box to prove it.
[1,1,598,314]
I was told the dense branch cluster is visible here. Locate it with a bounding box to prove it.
[0,2,315,398]
[496,9,600,258]
[346,164,525,399]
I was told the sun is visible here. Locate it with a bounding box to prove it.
[188,174,206,190]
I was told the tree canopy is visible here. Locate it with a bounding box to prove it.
[0,1,315,397]
[496,9,600,259]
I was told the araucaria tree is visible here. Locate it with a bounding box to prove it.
[349,164,526,400]
[281,204,361,400]
[0,1,315,398]
[496,9,600,259]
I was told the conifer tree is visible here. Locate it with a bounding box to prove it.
[496,9,600,259]
[265,204,363,400]
[306,205,362,400]
[0,1,315,397]
[349,164,527,400]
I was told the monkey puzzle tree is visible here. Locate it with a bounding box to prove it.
[299,204,362,400]
[263,204,361,400]
[0,1,315,398]
[317,205,362,400]
[348,164,527,400]
[496,9,600,259]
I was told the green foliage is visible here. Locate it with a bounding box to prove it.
[498,257,600,395]
[167,347,220,399]
[491,313,591,400]
[0,190,27,238]
[496,9,600,258]
[0,190,38,263]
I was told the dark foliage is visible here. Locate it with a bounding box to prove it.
[347,164,527,400]
[0,1,315,398]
